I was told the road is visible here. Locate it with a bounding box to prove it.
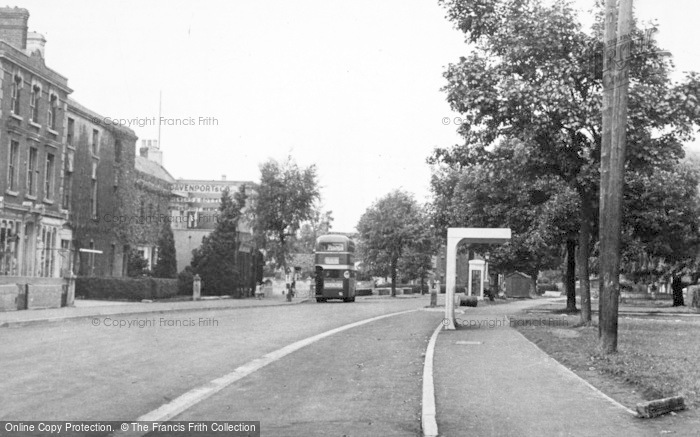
[0,296,441,435]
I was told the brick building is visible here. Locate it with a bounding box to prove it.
[0,8,72,280]
[133,140,176,270]
[66,99,137,277]
[0,8,180,311]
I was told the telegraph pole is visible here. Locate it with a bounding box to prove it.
[598,0,633,353]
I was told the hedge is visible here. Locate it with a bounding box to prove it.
[536,283,559,294]
[439,285,467,294]
[76,277,179,301]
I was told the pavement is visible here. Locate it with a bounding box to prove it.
[432,299,663,436]
[0,295,309,327]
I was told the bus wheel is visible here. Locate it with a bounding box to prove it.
[350,297,355,302]
[316,298,325,303]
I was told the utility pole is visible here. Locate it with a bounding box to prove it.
[598,0,633,353]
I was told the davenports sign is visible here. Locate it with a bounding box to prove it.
[173,184,238,193]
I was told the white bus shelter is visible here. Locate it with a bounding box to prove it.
[444,228,511,330]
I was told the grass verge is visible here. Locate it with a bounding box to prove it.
[512,313,700,410]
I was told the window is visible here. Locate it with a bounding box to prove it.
[109,244,116,276]
[44,153,55,200]
[114,140,122,162]
[7,140,19,191]
[91,129,99,155]
[91,180,98,219]
[11,74,22,115]
[27,147,38,196]
[139,199,145,217]
[62,151,74,209]
[30,84,40,123]
[48,94,58,130]
[66,118,74,146]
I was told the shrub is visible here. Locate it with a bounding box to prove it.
[356,288,373,296]
[76,277,178,301]
[178,266,195,295]
[536,283,559,294]
[439,285,466,294]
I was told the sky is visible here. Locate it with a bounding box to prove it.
[16,0,700,232]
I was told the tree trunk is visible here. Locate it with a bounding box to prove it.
[672,276,685,307]
[390,258,397,297]
[578,196,593,324]
[565,239,577,312]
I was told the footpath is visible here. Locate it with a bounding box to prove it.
[432,299,662,436]
[0,295,307,328]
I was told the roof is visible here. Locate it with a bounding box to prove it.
[316,234,351,243]
[135,156,176,184]
[67,98,137,139]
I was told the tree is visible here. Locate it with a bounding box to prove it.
[434,0,700,337]
[430,148,579,303]
[251,157,320,272]
[152,221,177,278]
[191,185,247,295]
[126,249,150,278]
[621,161,700,306]
[293,207,333,254]
[397,211,436,294]
[357,190,425,297]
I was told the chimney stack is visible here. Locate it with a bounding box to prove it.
[222,174,226,181]
[139,139,149,158]
[25,31,45,57]
[0,7,29,50]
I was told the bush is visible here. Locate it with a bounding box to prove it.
[410,285,429,294]
[76,277,179,301]
[439,285,466,294]
[356,288,373,296]
[178,266,195,295]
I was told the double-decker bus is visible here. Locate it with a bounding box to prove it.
[314,234,356,303]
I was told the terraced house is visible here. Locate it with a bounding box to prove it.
[0,8,72,283]
[0,7,177,310]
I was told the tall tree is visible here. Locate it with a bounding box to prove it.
[251,157,320,272]
[357,190,425,297]
[293,207,333,254]
[430,147,579,298]
[435,0,700,333]
[152,221,177,278]
[191,185,247,295]
[397,208,436,294]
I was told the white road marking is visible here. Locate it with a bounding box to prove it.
[113,309,418,436]
[421,321,442,437]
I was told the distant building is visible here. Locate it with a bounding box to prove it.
[133,140,176,270]
[171,177,256,281]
